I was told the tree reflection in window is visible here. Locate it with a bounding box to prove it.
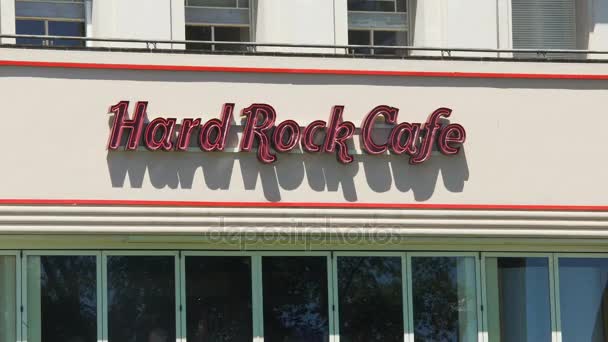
[262,256,329,342]
[337,256,403,342]
[107,256,176,342]
[412,257,478,342]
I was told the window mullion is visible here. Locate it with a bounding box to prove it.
[329,253,339,342]
[252,255,264,342]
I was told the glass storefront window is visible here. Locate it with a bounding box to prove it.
[485,256,552,342]
[262,256,330,342]
[558,257,608,342]
[337,255,403,342]
[0,255,16,342]
[185,255,253,341]
[26,255,97,342]
[107,255,176,342]
[411,256,478,342]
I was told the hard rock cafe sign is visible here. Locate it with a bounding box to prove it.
[107,101,466,164]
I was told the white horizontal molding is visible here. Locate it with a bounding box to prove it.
[0,205,607,238]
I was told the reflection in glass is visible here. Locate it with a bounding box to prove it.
[27,256,97,342]
[485,257,551,342]
[262,256,329,342]
[412,257,477,342]
[559,258,608,342]
[48,21,85,46]
[338,256,403,342]
[348,30,371,54]
[214,26,249,51]
[0,256,16,342]
[186,25,212,50]
[186,256,253,341]
[107,256,175,342]
[16,19,45,45]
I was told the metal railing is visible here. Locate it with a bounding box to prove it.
[2,34,608,60]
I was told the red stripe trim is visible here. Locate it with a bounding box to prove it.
[0,199,607,211]
[1,60,607,80]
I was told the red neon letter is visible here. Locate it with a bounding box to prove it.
[438,123,466,155]
[175,118,201,151]
[361,105,399,154]
[301,120,326,153]
[107,101,146,151]
[324,106,356,164]
[144,117,177,151]
[410,108,451,164]
[272,120,301,152]
[199,103,234,152]
[389,123,421,155]
[240,103,277,163]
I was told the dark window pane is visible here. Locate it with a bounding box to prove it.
[186,25,212,50]
[348,30,371,54]
[338,256,403,342]
[348,0,395,12]
[237,0,249,8]
[559,258,608,342]
[486,257,551,342]
[412,257,478,342]
[262,256,329,342]
[107,256,175,342]
[27,256,97,342]
[373,30,408,55]
[48,21,85,46]
[396,0,406,12]
[186,256,253,342]
[16,19,45,45]
[214,26,249,51]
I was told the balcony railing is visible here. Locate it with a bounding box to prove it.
[2,34,608,61]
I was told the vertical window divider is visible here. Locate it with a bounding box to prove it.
[549,254,561,342]
[251,254,264,342]
[96,251,103,342]
[329,252,339,342]
[474,253,484,342]
[400,253,410,342]
[101,252,108,342]
[16,251,23,342]
[405,253,414,342]
[479,253,489,342]
[175,251,184,342]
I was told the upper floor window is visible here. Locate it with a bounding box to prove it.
[511,0,577,53]
[185,0,251,52]
[15,0,85,47]
[347,0,409,56]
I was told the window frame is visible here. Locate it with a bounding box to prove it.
[407,252,482,342]
[332,251,408,342]
[347,0,411,55]
[101,250,181,342]
[21,250,102,342]
[481,252,558,342]
[0,250,21,342]
[553,252,608,342]
[256,251,334,342]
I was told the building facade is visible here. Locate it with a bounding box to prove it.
[0,1,608,342]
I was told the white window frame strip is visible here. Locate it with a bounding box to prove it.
[20,250,101,342]
[0,250,21,342]
[331,251,407,342]
[406,252,482,342]
[481,252,557,342]
[101,251,180,342]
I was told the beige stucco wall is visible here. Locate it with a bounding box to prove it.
[0,48,607,241]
